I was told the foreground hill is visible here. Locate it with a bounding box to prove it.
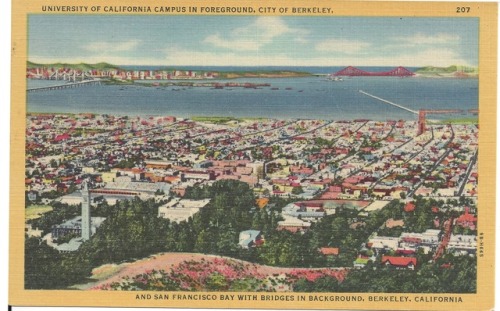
[82,252,347,291]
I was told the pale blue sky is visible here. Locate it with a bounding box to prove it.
[29,15,478,67]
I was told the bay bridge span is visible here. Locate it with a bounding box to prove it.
[358,90,462,135]
[27,67,103,92]
[27,79,102,93]
[358,90,418,114]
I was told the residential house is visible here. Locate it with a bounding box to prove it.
[367,236,399,253]
[277,216,311,233]
[238,230,264,249]
[455,207,477,230]
[381,256,417,270]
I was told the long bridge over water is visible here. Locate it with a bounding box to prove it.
[358,90,463,135]
[27,79,102,93]
[333,66,415,77]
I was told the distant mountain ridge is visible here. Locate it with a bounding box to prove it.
[27,61,121,71]
[25,62,311,79]
[26,62,479,78]
[415,65,478,75]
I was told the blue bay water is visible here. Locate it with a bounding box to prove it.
[27,70,478,121]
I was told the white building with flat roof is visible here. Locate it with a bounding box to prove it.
[448,234,477,255]
[368,236,400,251]
[158,198,211,223]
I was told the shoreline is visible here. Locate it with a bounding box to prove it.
[27,61,479,81]
[26,112,478,125]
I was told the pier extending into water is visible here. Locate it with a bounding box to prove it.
[27,80,102,93]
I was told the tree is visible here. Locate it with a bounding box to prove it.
[205,273,229,291]
[25,237,62,289]
[292,186,304,195]
[293,278,315,292]
[294,275,340,292]
[50,159,59,168]
[176,221,195,252]
[216,226,238,257]
[195,229,215,253]
[25,236,92,289]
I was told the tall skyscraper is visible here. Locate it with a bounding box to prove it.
[81,180,91,241]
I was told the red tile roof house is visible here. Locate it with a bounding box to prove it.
[319,247,340,257]
[385,218,405,229]
[455,207,477,230]
[320,247,340,263]
[381,256,417,270]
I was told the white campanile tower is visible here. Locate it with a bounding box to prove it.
[81,180,91,241]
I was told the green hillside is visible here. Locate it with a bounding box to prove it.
[416,65,478,74]
[27,61,121,71]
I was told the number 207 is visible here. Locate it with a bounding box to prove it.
[456,7,470,13]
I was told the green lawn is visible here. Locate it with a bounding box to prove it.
[428,117,478,125]
[26,205,53,221]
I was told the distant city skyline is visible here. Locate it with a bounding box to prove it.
[29,15,478,67]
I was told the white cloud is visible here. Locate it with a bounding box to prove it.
[82,40,141,53]
[160,46,465,67]
[337,48,470,67]
[394,48,470,67]
[395,33,460,45]
[160,47,340,67]
[29,47,470,68]
[203,17,307,51]
[204,34,259,52]
[315,39,371,54]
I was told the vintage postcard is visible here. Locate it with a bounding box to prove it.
[9,0,497,310]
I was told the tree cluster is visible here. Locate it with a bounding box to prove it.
[294,255,476,293]
[29,202,80,235]
[25,180,477,293]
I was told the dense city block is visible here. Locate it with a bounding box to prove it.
[25,113,478,291]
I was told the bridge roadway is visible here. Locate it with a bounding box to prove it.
[27,79,102,92]
[358,90,418,115]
